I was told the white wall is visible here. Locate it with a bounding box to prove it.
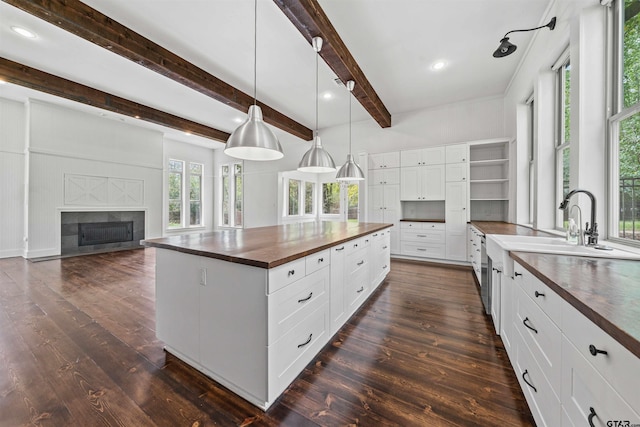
[0,98,26,257]
[25,100,164,258]
[504,0,606,229]
[222,95,506,228]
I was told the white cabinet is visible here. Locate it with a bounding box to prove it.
[400,165,445,201]
[370,168,400,185]
[445,144,469,163]
[369,151,400,169]
[400,146,445,166]
[400,221,445,259]
[468,225,482,282]
[445,163,467,182]
[370,229,391,290]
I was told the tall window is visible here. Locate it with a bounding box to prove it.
[611,0,640,245]
[322,182,341,215]
[346,183,360,222]
[168,160,183,228]
[220,162,243,228]
[555,59,571,229]
[527,95,536,225]
[168,159,204,229]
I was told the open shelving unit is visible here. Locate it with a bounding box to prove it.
[469,141,509,221]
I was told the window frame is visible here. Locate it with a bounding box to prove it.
[167,159,205,230]
[219,162,243,228]
[283,174,316,220]
[554,56,572,230]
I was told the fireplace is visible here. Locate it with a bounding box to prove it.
[61,211,144,255]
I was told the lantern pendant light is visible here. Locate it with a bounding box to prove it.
[336,80,365,181]
[224,0,283,161]
[298,37,336,173]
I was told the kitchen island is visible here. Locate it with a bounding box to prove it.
[143,221,392,410]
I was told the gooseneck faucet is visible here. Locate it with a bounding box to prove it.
[559,189,598,246]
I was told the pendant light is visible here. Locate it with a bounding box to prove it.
[336,80,365,181]
[298,37,336,173]
[225,0,283,161]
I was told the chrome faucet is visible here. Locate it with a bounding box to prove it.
[559,189,598,246]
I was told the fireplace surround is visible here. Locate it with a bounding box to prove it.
[61,211,145,255]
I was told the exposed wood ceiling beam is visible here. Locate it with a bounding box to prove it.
[3,0,313,141]
[0,57,231,142]
[273,0,392,128]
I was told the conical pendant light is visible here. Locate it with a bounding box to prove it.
[298,37,336,173]
[336,80,365,181]
[225,0,283,161]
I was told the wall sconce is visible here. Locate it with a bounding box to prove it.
[493,17,556,58]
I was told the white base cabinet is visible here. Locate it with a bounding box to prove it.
[155,228,391,410]
[502,261,640,426]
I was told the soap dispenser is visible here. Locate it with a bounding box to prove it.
[567,218,579,244]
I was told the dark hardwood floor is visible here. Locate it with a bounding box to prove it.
[0,249,534,426]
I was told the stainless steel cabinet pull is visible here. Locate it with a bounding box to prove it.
[336,246,345,251]
[523,317,538,334]
[588,407,597,427]
[297,292,313,303]
[356,286,364,293]
[357,260,365,266]
[297,334,313,348]
[589,345,608,357]
[522,370,537,393]
[288,270,295,276]
[317,258,324,263]
[534,291,545,298]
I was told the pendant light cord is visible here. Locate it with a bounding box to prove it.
[253,0,257,106]
[315,44,319,138]
[348,86,352,153]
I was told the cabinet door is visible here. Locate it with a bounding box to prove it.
[445,144,468,163]
[422,165,445,200]
[368,153,384,169]
[423,146,446,165]
[155,249,201,361]
[400,167,421,200]
[401,149,423,167]
[445,225,467,262]
[383,168,400,185]
[445,163,468,182]
[369,169,384,185]
[329,245,346,335]
[445,181,468,223]
[370,185,384,210]
[382,152,400,168]
[500,273,515,359]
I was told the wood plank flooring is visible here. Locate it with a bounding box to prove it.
[0,249,534,426]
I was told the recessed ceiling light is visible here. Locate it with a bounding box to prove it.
[11,26,37,39]
[322,92,333,100]
[134,115,141,119]
[184,131,192,136]
[431,60,447,71]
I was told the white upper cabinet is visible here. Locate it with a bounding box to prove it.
[400,165,445,201]
[368,152,400,169]
[445,144,469,164]
[400,147,445,167]
[369,168,400,186]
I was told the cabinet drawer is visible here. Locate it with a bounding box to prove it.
[516,264,562,325]
[514,328,562,427]
[400,221,445,231]
[346,247,368,274]
[401,241,445,259]
[562,335,639,426]
[268,257,306,294]
[268,303,328,396]
[345,237,366,254]
[515,285,561,397]
[305,249,330,275]
[347,267,369,312]
[400,229,445,243]
[268,267,329,344]
[562,301,640,411]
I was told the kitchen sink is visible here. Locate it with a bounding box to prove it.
[486,234,640,261]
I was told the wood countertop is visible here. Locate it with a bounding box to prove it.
[143,221,392,269]
[510,251,640,359]
[469,221,556,237]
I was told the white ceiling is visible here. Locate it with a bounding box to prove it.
[0,0,554,147]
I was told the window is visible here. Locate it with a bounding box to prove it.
[322,182,341,215]
[610,0,640,245]
[168,159,204,229]
[220,162,243,228]
[168,160,183,228]
[555,59,571,229]
[283,175,315,218]
[346,183,359,222]
[527,95,536,225]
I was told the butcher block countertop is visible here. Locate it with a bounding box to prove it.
[469,221,556,237]
[510,252,640,359]
[143,221,392,269]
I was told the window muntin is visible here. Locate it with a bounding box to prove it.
[168,159,184,228]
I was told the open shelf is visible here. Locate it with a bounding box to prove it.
[469,141,509,221]
[470,179,509,183]
[469,159,509,167]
